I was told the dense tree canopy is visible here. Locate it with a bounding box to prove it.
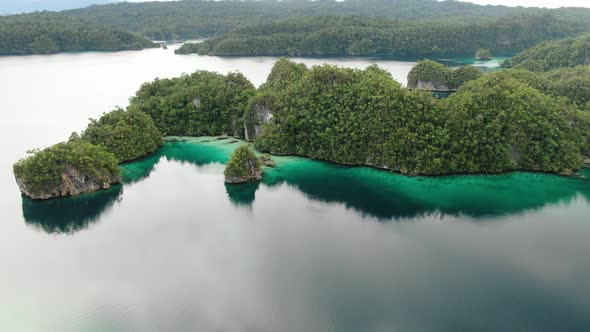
[407,60,483,90]
[13,140,120,197]
[129,71,256,137]
[253,60,585,175]
[0,13,156,55]
[184,14,589,56]
[504,33,590,71]
[62,0,590,41]
[81,108,163,163]
[475,49,492,61]
[2,0,590,55]
[224,145,261,183]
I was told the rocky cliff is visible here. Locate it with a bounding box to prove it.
[244,103,274,141]
[16,165,121,200]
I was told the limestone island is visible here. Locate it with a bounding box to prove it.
[475,49,493,61]
[13,140,122,200]
[224,146,263,184]
[14,109,162,199]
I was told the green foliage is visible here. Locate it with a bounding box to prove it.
[408,60,452,89]
[407,60,483,90]
[261,57,308,92]
[451,66,485,88]
[3,0,590,55]
[53,0,590,41]
[175,42,208,55]
[255,59,584,175]
[192,14,590,56]
[0,13,156,55]
[129,71,256,137]
[13,140,120,196]
[224,145,259,178]
[475,49,492,60]
[442,75,582,174]
[544,66,590,109]
[81,108,163,163]
[506,33,590,71]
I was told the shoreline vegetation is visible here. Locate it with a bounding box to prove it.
[176,14,589,57]
[13,46,590,198]
[3,0,590,56]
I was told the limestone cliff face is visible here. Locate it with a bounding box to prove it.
[244,103,274,141]
[16,165,121,200]
[412,80,452,92]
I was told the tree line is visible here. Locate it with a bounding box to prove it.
[179,14,589,56]
[3,0,590,55]
[127,58,589,176]
[0,13,156,55]
[504,33,590,71]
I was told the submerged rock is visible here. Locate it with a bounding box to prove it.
[258,154,276,167]
[16,165,121,200]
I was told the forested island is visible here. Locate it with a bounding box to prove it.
[504,33,590,71]
[3,0,590,55]
[14,50,590,198]
[14,110,162,199]
[176,14,589,56]
[0,13,157,55]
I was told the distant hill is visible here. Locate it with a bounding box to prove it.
[0,0,114,14]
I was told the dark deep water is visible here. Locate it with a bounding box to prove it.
[1,46,589,332]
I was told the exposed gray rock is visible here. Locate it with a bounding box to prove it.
[245,104,274,141]
[16,165,121,200]
[192,97,201,108]
[225,158,262,184]
[414,80,451,91]
[258,154,276,167]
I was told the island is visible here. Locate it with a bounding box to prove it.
[0,14,157,55]
[173,15,589,57]
[224,146,262,184]
[13,140,121,200]
[475,49,492,61]
[14,52,590,198]
[14,109,162,199]
[3,0,590,56]
[503,33,590,71]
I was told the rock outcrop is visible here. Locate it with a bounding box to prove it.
[258,154,276,167]
[225,163,262,184]
[412,80,452,91]
[16,165,121,200]
[224,146,263,184]
[244,103,274,141]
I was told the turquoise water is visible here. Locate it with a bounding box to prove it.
[26,137,590,230]
[14,138,590,331]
